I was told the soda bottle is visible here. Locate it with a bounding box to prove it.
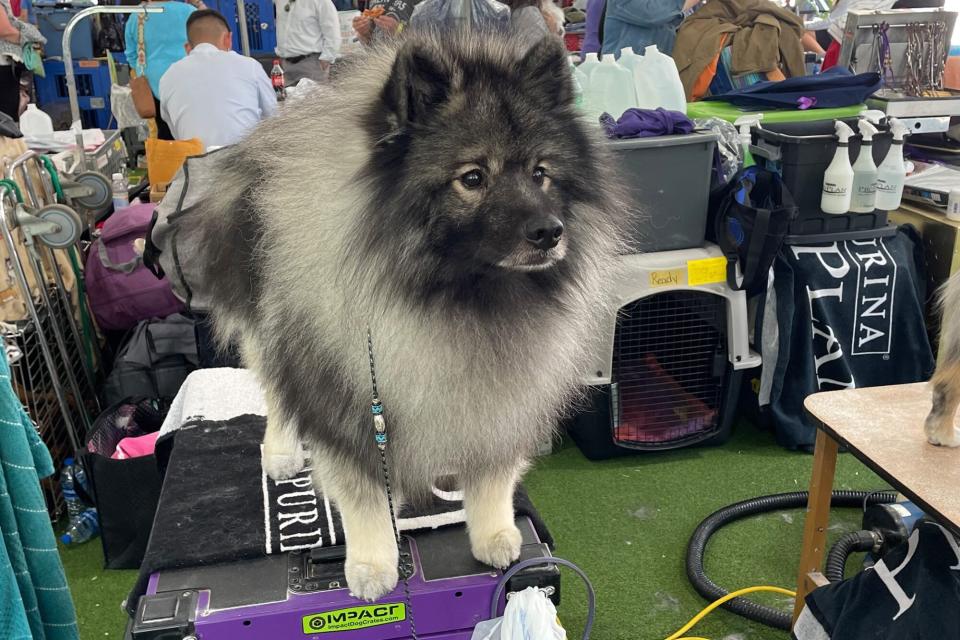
[61,508,99,545]
[271,59,286,101]
[60,458,82,522]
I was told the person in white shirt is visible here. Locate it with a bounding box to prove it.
[274,0,341,84]
[159,10,277,150]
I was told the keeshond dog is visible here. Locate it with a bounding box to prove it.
[185,31,624,601]
[926,271,960,447]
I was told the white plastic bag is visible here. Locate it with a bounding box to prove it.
[471,587,566,640]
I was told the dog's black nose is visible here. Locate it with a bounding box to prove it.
[524,215,564,250]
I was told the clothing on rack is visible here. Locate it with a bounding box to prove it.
[672,0,805,99]
[0,353,79,640]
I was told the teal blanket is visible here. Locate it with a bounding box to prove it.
[0,354,79,640]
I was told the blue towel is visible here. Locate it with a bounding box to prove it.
[0,354,79,640]
[705,67,882,110]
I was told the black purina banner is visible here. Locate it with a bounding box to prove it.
[794,522,960,639]
[262,456,343,554]
[767,229,935,449]
[261,452,472,555]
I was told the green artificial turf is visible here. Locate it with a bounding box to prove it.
[61,422,882,640]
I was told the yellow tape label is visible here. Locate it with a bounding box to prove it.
[687,257,727,286]
[302,603,405,634]
[649,269,684,288]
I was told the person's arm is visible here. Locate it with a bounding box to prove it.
[158,76,172,135]
[0,8,20,44]
[254,63,277,117]
[801,30,826,56]
[316,0,341,65]
[353,14,374,45]
[124,17,137,70]
[604,0,683,28]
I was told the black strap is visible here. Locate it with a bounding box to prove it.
[736,206,771,292]
[285,52,322,64]
[597,0,606,50]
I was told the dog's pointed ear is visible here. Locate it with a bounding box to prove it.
[382,39,454,130]
[519,37,573,110]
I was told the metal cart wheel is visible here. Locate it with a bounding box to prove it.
[71,171,112,211]
[35,204,83,249]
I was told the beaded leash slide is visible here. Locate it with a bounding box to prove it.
[366,328,418,639]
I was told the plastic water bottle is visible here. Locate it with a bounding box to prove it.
[20,103,53,136]
[73,460,90,497]
[589,55,635,120]
[568,60,586,111]
[60,458,83,522]
[618,46,643,76]
[271,59,286,101]
[111,172,127,213]
[61,508,99,545]
[578,51,601,81]
[632,45,687,113]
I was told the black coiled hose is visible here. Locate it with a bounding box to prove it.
[824,530,879,584]
[685,490,898,630]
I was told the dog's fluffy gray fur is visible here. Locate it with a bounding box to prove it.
[926,271,960,447]
[185,31,625,600]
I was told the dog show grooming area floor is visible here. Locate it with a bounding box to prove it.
[62,422,881,640]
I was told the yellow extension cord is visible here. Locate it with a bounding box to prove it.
[663,585,797,640]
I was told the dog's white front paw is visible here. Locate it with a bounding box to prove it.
[471,524,522,569]
[346,555,399,602]
[262,447,305,481]
[927,425,960,448]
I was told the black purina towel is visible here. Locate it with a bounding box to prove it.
[794,521,960,640]
[127,415,552,616]
[766,228,935,450]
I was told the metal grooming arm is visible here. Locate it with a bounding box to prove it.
[236,0,251,56]
[61,5,164,170]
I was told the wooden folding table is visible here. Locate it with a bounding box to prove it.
[792,382,960,624]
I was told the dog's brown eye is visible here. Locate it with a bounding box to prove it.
[532,166,547,184]
[460,169,484,190]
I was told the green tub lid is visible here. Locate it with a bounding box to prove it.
[686,100,868,124]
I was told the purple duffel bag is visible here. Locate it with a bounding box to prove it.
[86,203,184,331]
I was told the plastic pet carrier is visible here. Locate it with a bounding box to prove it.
[567,244,760,459]
[750,119,896,244]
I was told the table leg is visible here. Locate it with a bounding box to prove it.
[792,428,840,625]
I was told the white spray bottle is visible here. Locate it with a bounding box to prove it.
[821,120,855,215]
[734,113,763,168]
[875,118,910,211]
[850,119,879,213]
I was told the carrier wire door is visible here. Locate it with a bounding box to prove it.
[611,290,729,449]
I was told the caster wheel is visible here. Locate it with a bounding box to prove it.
[71,171,112,211]
[36,204,82,249]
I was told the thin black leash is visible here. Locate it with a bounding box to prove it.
[366,328,418,640]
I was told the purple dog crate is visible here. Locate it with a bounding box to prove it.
[128,517,559,639]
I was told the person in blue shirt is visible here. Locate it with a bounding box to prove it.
[124,0,202,139]
[601,0,698,56]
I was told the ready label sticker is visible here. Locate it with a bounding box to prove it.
[687,257,727,287]
[649,268,685,288]
[302,603,406,634]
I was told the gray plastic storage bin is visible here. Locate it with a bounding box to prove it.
[609,131,717,253]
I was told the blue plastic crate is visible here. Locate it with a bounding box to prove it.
[35,6,96,59]
[206,0,277,56]
[35,59,114,130]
